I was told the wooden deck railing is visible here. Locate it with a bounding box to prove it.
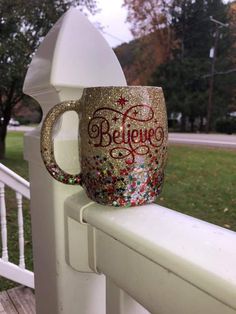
[0,163,34,289]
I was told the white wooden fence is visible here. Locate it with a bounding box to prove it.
[0,9,235,314]
[0,163,34,289]
[21,7,236,314]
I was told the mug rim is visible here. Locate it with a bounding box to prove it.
[83,85,163,91]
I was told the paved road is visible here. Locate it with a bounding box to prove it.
[8,126,236,149]
[8,125,36,132]
[169,133,236,149]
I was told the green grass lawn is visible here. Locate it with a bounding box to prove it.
[3,131,29,179]
[1,131,236,290]
[157,145,236,231]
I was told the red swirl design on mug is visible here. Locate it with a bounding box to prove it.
[87,105,164,164]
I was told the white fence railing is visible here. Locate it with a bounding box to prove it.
[65,190,236,314]
[0,163,34,289]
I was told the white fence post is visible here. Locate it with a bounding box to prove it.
[16,192,25,269]
[0,182,8,262]
[23,8,126,314]
[106,277,150,314]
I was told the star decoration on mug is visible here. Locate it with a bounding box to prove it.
[112,115,119,123]
[116,95,128,107]
[133,110,138,116]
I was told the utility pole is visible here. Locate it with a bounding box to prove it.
[206,17,228,133]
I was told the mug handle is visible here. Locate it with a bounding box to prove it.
[40,100,82,185]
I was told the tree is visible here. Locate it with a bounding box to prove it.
[0,0,97,159]
[170,0,228,58]
[229,1,236,63]
[123,0,171,37]
[170,0,233,131]
[124,0,233,131]
[123,0,229,59]
[150,58,209,131]
[227,1,236,109]
[123,0,175,58]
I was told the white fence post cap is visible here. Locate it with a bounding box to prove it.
[23,8,126,100]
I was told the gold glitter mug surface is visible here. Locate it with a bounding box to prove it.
[41,86,168,207]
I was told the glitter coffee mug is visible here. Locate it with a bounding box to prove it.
[41,86,168,207]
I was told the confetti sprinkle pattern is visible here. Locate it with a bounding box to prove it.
[41,86,168,207]
[81,151,166,207]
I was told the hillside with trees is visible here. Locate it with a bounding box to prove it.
[115,30,174,85]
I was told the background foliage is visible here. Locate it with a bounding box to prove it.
[0,0,97,159]
[119,0,236,132]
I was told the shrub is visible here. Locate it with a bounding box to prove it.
[215,117,236,134]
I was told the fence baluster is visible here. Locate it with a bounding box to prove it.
[16,192,25,268]
[0,182,8,261]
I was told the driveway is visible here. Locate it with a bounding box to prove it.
[169,133,236,149]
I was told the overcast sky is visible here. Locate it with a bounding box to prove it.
[88,0,133,48]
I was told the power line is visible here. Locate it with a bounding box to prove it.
[92,22,129,45]
[203,68,236,78]
[131,10,229,47]
[101,30,128,44]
